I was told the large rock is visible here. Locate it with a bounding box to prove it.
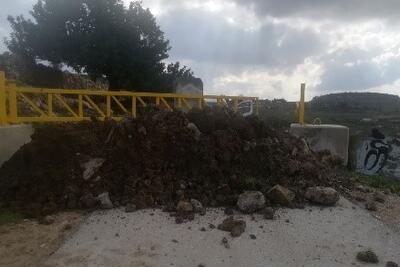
[267,185,295,206]
[305,186,339,206]
[97,192,113,209]
[217,216,246,237]
[237,191,266,213]
[81,158,105,180]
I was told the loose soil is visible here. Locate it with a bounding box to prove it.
[0,212,83,267]
[0,107,351,217]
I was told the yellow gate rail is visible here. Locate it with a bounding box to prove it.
[0,71,259,125]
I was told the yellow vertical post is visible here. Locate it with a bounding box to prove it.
[299,83,306,124]
[156,97,160,106]
[106,95,111,118]
[47,94,53,117]
[78,95,83,118]
[132,96,137,118]
[0,72,7,125]
[177,98,182,108]
[8,82,18,123]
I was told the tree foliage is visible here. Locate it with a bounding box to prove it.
[6,0,196,92]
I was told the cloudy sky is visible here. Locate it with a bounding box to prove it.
[1,0,400,100]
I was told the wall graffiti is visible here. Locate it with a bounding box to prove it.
[356,129,400,179]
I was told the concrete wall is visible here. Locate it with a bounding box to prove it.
[0,125,34,167]
[351,130,400,180]
[290,123,349,165]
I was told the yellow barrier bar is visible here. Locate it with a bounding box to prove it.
[299,83,305,124]
[8,82,18,123]
[132,96,137,118]
[78,95,83,118]
[106,95,111,117]
[54,94,78,117]
[48,93,53,117]
[0,72,7,125]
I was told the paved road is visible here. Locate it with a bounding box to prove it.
[45,198,400,267]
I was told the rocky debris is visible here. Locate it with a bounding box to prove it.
[356,185,372,193]
[97,192,113,209]
[237,191,266,213]
[365,201,377,211]
[125,203,137,213]
[249,234,257,240]
[80,193,98,209]
[81,158,105,180]
[267,185,295,206]
[217,216,246,237]
[262,207,275,220]
[387,261,399,267]
[187,122,201,141]
[305,187,340,206]
[356,250,379,263]
[0,107,348,217]
[39,215,55,225]
[373,191,386,203]
[224,207,234,215]
[190,199,204,213]
[221,237,230,249]
[176,201,193,213]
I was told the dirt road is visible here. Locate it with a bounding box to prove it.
[44,198,400,267]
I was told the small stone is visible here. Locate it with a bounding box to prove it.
[190,199,204,213]
[97,192,113,209]
[198,264,205,267]
[263,207,275,220]
[221,237,230,249]
[125,203,137,213]
[200,227,206,232]
[356,250,379,263]
[138,126,147,135]
[224,207,234,215]
[176,201,193,213]
[267,185,295,206]
[305,186,339,206]
[386,261,399,267]
[218,216,246,238]
[365,201,377,211]
[249,234,257,240]
[172,239,178,243]
[373,191,385,203]
[209,224,216,229]
[237,191,266,213]
[63,223,72,231]
[39,215,55,225]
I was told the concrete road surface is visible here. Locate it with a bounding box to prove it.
[44,198,400,267]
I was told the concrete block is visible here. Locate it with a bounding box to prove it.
[0,124,34,167]
[290,123,349,165]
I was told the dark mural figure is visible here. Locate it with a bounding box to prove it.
[363,129,392,173]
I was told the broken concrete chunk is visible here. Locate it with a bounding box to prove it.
[81,158,105,180]
[305,186,339,206]
[237,191,266,213]
[267,185,295,206]
[187,123,201,141]
[262,207,275,220]
[97,192,113,209]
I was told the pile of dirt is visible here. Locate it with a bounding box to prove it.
[0,107,351,217]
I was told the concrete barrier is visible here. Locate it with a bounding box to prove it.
[0,125,34,167]
[290,123,349,165]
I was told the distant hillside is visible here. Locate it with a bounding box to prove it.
[309,92,400,113]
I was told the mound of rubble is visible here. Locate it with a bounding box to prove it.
[0,107,351,217]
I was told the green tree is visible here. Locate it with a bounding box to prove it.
[6,0,196,92]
